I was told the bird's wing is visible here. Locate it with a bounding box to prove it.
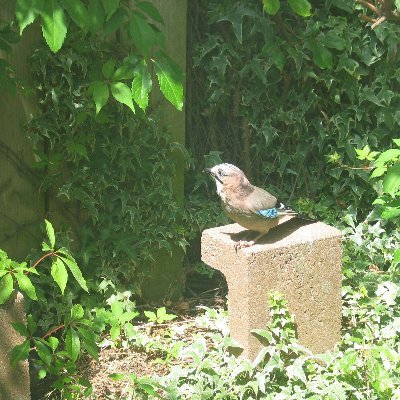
[245,187,297,218]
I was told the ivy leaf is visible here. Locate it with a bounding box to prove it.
[0,274,13,304]
[57,255,89,292]
[111,82,136,113]
[44,219,55,249]
[288,0,311,16]
[306,38,333,69]
[40,0,67,53]
[263,0,280,15]
[63,0,89,30]
[153,52,184,111]
[15,273,37,300]
[136,1,164,24]
[132,59,152,111]
[16,0,44,34]
[66,327,80,362]
[383,163,400,196]
[51,257,68,294]
[90,81,109,114]
[129,12,157,55]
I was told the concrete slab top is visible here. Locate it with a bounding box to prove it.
[203,218,342,254]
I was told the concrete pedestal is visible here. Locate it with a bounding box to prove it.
[201,219,342,359]
[0,292,30,400]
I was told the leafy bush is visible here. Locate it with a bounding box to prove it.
[187,0,400,222]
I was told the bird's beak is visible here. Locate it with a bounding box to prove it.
[203,168,223,184]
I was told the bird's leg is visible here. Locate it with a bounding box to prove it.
[234,230,269,251]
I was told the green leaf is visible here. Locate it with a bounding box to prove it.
[375,149,400,165]
[288,0,311,16]
[382,207,400,219]
[263,0,280,15]
[38,369,47,380]
[101,0,120,20]
[63,0,89,30]
[40,0,67,53]
[110,324,121,340]
[132,59,152,111]
[0,274,13,304]
[44,219,55,249]
[90,81,109,114]
[371,166,387,178]
[129,12,157,55]
[102,59,116,79]
[103,8,127,35]
[109,373,125,380]
[113,64,136,80]
[306,39,333,69]
[71,304,84,320]
[15,273,37,300]
[111,82,136,113]
[51,257,68,294]
[12,322,29,337]
[393,139,400,147]
[78,327,98,360]
[383,163,400,195]
[111,300,124,317]
[10,339,30,366]
[394,249,400,263]
[136,1,164,24]
[48,336,59,351]
[88,0,105,33]
[66,327,80,362]
[16,0,44,34]
[153,52,184,110]
[58,255,89,292]
[35,339,52,366]
[27,314,37,335]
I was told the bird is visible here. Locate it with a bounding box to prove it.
[204,163,298,248]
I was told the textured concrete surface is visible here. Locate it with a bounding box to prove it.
[201,218,342,359]
[0,292,30,400]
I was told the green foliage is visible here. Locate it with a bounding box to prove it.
[14,0,183,111]
[189,0,400,226]
[26,38,189,295]
[0,22,19,94]
[144,306,177,324]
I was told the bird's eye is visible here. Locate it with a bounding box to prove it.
[218,169,226,177]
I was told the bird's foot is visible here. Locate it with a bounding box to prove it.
[234,240,255,252]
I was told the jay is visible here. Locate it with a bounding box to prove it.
[204,163,297,247]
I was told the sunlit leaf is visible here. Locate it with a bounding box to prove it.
[16,0,44,34]
[66,327,80,362]
[132,59,152,111]
[111,82,135,113]
[51,257,68,294]
[263,0,280,15]
[15,273,37,300]
[90,81,109,114]
[153,51,184,110]
[40,0,67,53]
[288,0,311,16]
[58,255,89,292]
[0,274,13,304]
[383,163,400,195]
[44,219,55,249]
[63,0,89,30]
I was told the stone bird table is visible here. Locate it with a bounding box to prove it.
[201,218,342,359]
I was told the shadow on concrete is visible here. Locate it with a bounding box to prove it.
[228,218,316,245]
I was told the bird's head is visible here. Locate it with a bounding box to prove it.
[203,163,250,197]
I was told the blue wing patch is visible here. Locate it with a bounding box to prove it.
[256,208,278,219]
